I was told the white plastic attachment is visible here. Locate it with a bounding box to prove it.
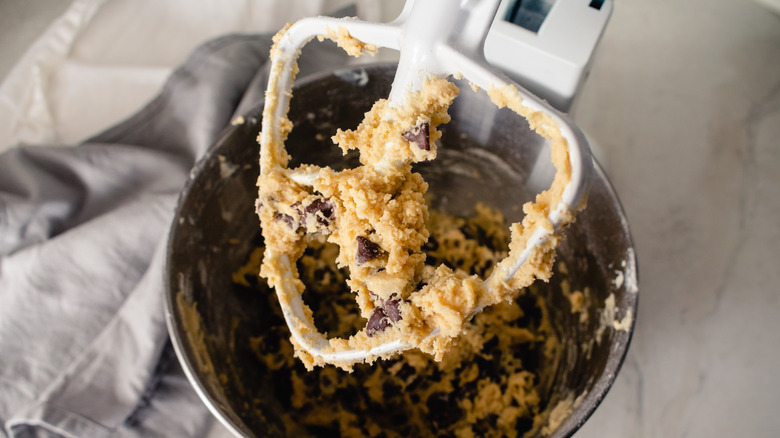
[259,0,592,366]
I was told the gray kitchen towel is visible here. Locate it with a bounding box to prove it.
[0,31,350,437]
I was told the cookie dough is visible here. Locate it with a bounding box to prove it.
[238,205,563,437]
[256,25,577,369]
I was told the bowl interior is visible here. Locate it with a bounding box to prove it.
[165,65,637,437]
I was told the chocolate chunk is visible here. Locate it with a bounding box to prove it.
[382,298,402,323]
[272,203,307,232]
[356,236,382,265]
[402,122,430,150]
[274,212,295,229]
[366,308,390,337]
[366,297,402,336]
[304,198,335,226]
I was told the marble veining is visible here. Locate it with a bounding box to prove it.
[574,0,780,436]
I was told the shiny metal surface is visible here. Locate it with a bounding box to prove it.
[165,64,637,437]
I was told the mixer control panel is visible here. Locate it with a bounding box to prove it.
[485,0,612,111]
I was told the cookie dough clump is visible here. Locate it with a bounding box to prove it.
[237,206,562,437]
[256,25,576,369]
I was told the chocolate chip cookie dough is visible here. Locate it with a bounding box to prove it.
[256,25,577,369]
[237,205,562,437]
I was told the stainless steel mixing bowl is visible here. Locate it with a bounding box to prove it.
[165,64,638,437]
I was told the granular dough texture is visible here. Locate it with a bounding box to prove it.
[238,206,562,437]
[256,25,577,369]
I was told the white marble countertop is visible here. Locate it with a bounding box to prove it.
[573,1,780,436]
[2,0,779,436]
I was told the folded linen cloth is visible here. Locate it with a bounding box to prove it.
[0,32,350,438]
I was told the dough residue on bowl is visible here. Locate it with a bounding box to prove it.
[236,205,568,437]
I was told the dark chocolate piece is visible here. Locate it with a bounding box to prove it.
[402,122,430,151]
[356,236,382,265]
[366,308,390,336]
[274,213,295,229]
[304,198,335,226]
[366,296,402,337]
[382,298,402,323]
